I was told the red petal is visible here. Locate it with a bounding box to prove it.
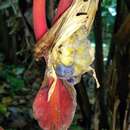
[33,0,48,40]
[33,77,76,130]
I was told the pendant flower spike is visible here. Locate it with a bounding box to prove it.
[33,0,99,130]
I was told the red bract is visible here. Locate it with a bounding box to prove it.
[33,0,48,40]
[33,77,76,130]
[53,0,73,23]
[33,0,73,40]
[0,127,4,130]
[33,0,76,130]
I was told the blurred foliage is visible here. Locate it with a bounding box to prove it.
[0,64,25,92]
[101,0,116,61]
[89,0,116,62]
[0,0,19,13]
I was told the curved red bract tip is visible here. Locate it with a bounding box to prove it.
[53,0,73,23]
[33,0,48,40]
[33,77,76,130]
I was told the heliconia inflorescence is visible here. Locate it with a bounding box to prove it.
[33,0,99,130]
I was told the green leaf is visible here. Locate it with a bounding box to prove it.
[0,103,7,114]
[0,1,10,10]
[7,75,25,91]
[13,67,25,75]
[0,0,20,15]
[2,96,13,106]
[70,124,83,130]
